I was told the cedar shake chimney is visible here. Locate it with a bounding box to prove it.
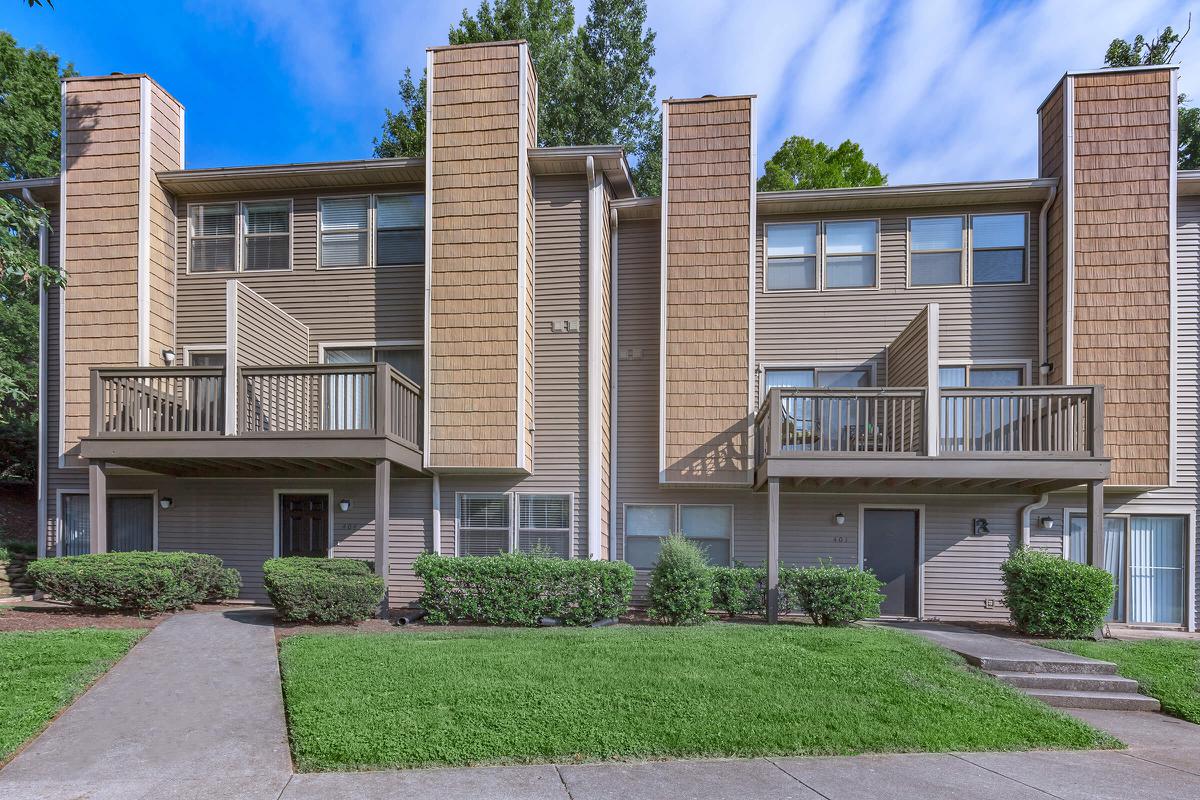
[1038,66,1176,487]
[425,41,537,472]
[60,75,183,461]
[660,95,756,485]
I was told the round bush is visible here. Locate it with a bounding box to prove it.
[782,562,884,626]
[264,557,385,623]
[710,565,766,617]
[27,552,241,613]
[414,552,634,626]
[1001,549,1114,638]
[647,534,713,625]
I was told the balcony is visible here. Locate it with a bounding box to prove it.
[81,363,423,476]
[753,386,1108,493]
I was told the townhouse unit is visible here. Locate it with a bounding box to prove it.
[7,40,1197,630]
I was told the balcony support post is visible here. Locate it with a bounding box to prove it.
[1086,478,1105,568]
[767,476,780,623]
[374,458,391,618]
[88,460,108,554]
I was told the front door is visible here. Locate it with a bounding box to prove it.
[862,509,919,617]
[279,494,329,558]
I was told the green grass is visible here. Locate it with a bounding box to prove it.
[1043,639,1200,723]
[279,624,1115,771]
[0,629,145,763]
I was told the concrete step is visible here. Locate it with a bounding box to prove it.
[967,655,1119,675]
[988,670,1143,693]
[1024,688,1162,711]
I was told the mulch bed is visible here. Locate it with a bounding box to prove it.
[0,600,240,633]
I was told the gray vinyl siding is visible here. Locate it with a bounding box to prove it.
[175,184,424,361]
[434,175,592,558]
[756,203,1041,387]
[234,283,309,366]
[886,305,931,387]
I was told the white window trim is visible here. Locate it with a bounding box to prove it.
[374,191,426,268]
[763,221,820,294]
[317,339,424,363]
[55,489,159,556]
[822,217,882,291]
[183,344,228,366]
[621,502,734,569]
[317,192,426,271]
[936,359,1032,386]
[906,214,966,288]
[186,200,294,275]
[757,361,878,401]
[968,211,1031,287]
[454,491,514,557]
[516,492,575,559]
[272,489,336,559]
[858,503,925,619]
[1062,506,1194,630]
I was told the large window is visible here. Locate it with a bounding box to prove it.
[322,344,422,386]
[457,494,511,557]
[376,194,425,266]
[318,193,425,269]
[58,494,155,556]
[518,495,571,558]
[938,364,1024,388]
[909,216,964,286]
[971,213,1026,284]
[188,202,292,274]
[455,493,572,558]
[824,220,878,288]
[624,504,732,568]
[765,223,818,291]
[60,494,90,556]
[763,366,872,391]
[1067,514,1188,626]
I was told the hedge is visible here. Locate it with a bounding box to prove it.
[710,565,769,617]
[1002,549,1114,638]
[647,534,713,625]
[264,557,385,623]
[782,562,884,626]
[27,552,241,613]
[414,552,634,626]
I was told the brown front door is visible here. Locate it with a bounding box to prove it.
[279,494,329,558]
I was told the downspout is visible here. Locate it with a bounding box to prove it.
[25,187,48,561]
[1019,493,1050,551]
[608,207,619,561]
[1037,183,1057,385]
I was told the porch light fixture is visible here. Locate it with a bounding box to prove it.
[159,497,173,510]
[834,512,846,526]
[1039,360,1052,377]
[339,499,351,512]
[162,348,176,366]
[1038,516,1055,530]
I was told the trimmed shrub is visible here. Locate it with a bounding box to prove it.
[782,561,884,626]
[264,557,385,623]
[26,552,241,613]
[647,534,713,625]
[1001,548,1114,638]
[710,565,767,617]
[213,567,243,601]
[414,552,634,626]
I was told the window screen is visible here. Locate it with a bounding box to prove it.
[189,204,236,272]
[243,201,290,271]
[518,495,571,558]
[766,223,817,290]
[320,197,370,267]
[458,494,511,557]
[910,216,963,286]
[971,214,1026,284]
[376,194,424,266]
[824,220,877,288]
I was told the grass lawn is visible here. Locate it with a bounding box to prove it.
[1043,639,1200,723]
[0,628,145,763]
[279,624,1115,771]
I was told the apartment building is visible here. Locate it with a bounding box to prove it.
[6,40,1196,630]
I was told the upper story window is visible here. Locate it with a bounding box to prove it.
[971,213,1026,284]
[188,201,291,274]
[318,193,425,269]
[909,216,964,286]
[763,366,872,390]
[765,223,817,290]
[938,364,1025,387]
[322,343,422,386]
[824,220,878,288]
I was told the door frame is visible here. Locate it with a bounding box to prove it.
[273,489,335,558]
[54,489,159,556]
[858,503,925,619]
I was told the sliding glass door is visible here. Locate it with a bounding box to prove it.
[1068,513,1188,626]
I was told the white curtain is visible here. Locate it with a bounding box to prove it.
[1067,515,1126,622]
[1128,516,1185,625]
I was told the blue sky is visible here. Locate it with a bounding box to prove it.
[6,0,1197,185]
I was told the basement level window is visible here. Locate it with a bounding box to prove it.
[624,504,732,569]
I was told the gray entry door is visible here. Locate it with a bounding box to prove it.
[862,509,919,617]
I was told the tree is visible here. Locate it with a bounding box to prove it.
[757,136,886,192]
[1104,19,1199,169]
[374,0,662,195]
[0,32,73,482]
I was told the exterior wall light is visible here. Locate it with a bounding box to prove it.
[339,499,351,512]
[1039,360,1053,378]
[1038,516,1055,530]
[159,497,173,510]
[162,349,176,366]
[834,512,846,526]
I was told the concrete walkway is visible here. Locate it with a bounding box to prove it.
[0,608,291,800]
[4,611,1200,799]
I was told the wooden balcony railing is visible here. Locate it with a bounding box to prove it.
[90,363,422,451]
[755,385,1104,463]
